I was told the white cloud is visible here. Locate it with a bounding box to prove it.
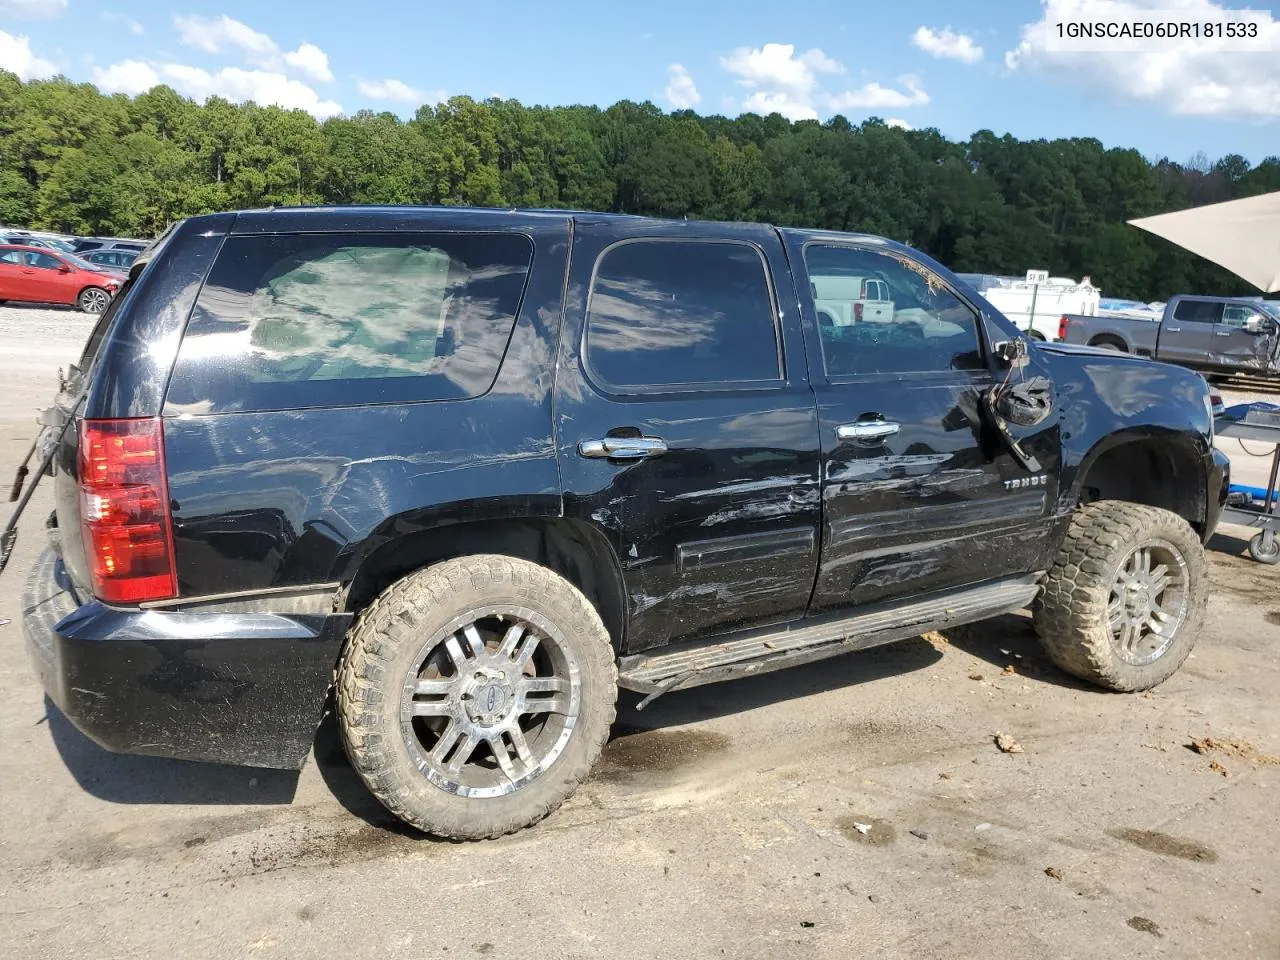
[356,77,429,103]
[160,64,343,117]
[283,42,332,83]
[0,29,55,80]
[886,117,913,130]
[100,11,144,36]
[828,76,930,110]
[664,63,700,109]
[91,55,344,118]
[92,59,158,95]
[173,15,334,85]
[0,0,67,19]
[721,41,927,120]
[175,14,277,63]
[912,26,983,63]
[1005,0,1280,119]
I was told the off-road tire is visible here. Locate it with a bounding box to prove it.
[1033,500,1207,691]
[336,555,617,839]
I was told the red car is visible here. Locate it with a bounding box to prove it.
[0,244,127,313]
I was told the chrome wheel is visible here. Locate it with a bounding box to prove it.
[79,288,109,313]
[399,605,580,799]
[1106,539,1189,666]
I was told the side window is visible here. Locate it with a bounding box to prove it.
[1172,300,1223,324]
[584,239,781,391]
[165,232,533,413]
[804,244,984,377]
[1221,305,1252,328]
[0,250,20,265]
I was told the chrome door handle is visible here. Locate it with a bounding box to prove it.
[1214,330,1232,337]
[578,436,668,460]
[836,421,900,442]
[1165,326,1181,332]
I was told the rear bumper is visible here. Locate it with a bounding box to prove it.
[23,549,351,769]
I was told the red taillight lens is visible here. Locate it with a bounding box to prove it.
[854,302,864,322]
[79,417,176,604]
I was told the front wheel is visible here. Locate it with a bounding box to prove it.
[1033,501,1207,691]
[337,555,618,838]
[76,287,110,314]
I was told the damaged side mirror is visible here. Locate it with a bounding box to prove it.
[1243,314,1270,335]
[993,338,1030,368]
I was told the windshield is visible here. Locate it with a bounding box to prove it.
[1257,301,1280,321]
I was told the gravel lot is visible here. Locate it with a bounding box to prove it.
[1,306,1277,960]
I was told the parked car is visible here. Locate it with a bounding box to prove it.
[72,237,147,254]
[18,207,1228,839]
[80,248,138,269]
[0,245,125,313]
[1059,295,1280,377]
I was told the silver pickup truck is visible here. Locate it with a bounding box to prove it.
[1059,295,1280,378]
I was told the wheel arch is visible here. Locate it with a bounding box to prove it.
[340,516,629,652]
[1088,334,1128,351]
[1071,431,1208,536]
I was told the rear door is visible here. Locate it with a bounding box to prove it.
[783,233,1058,614]
[555,219,821,652]
[1157,299,1219,366]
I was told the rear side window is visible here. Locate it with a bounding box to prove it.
[165,232,533,413]
[1173,299,1223,324]
[584,239,781,391]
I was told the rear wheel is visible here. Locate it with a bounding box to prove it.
[76,287,110,314]
[1033,501,1206,691]
[337,555,617,838]
[1090,337,1126,352]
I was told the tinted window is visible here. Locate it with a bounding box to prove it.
[804,244,984,376]
[584,240,781,390]
[0,249,20,264]
[1173,299,1223,324]
[165,232,533,413]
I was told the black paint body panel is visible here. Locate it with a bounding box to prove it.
[25,206,1226,769]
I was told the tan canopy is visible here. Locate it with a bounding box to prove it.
[1128,191,1280,293]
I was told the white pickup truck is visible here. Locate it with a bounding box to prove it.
[812,275,894,326]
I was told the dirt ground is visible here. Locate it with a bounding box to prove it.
[1,304,1277,960]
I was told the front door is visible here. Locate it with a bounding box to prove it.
[783,235,1059,614]
[1212,303,1276,372]
[555,220,821,652]
[1160,299,1220,366]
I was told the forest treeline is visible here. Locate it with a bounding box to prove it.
[2,72,1277,300]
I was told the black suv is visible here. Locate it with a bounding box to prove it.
[18,207,1229,838]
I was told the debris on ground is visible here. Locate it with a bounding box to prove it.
[1188,737,1280,766]
[994,731,1024,754]
[909,829,929,841]
[800,921,815,928]
[922,631,949,650]
[1003,664,1017,675]
[975,823,992,832]
[1209,759,1230,777]
[1044,867,1063,880]
[968,673,984,681]
[850,822,872,835]
[1126,916,1162,938]
[938,772,952,780]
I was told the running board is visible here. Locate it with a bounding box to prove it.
[618,574,1043,706]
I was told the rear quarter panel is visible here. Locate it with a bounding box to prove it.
[160,216,570,597]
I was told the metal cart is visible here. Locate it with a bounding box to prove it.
[1216,408,1280,564]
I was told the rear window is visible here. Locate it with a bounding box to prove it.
[1172,299,1223,324]
[164,232,533,413]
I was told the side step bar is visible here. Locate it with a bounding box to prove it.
[617,573,1043,706]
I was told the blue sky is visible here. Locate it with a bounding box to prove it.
[1,0,1277,162]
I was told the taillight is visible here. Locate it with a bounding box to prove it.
[1057,315,1069,340]
[854,302,864,322]
[78,417,176,604]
